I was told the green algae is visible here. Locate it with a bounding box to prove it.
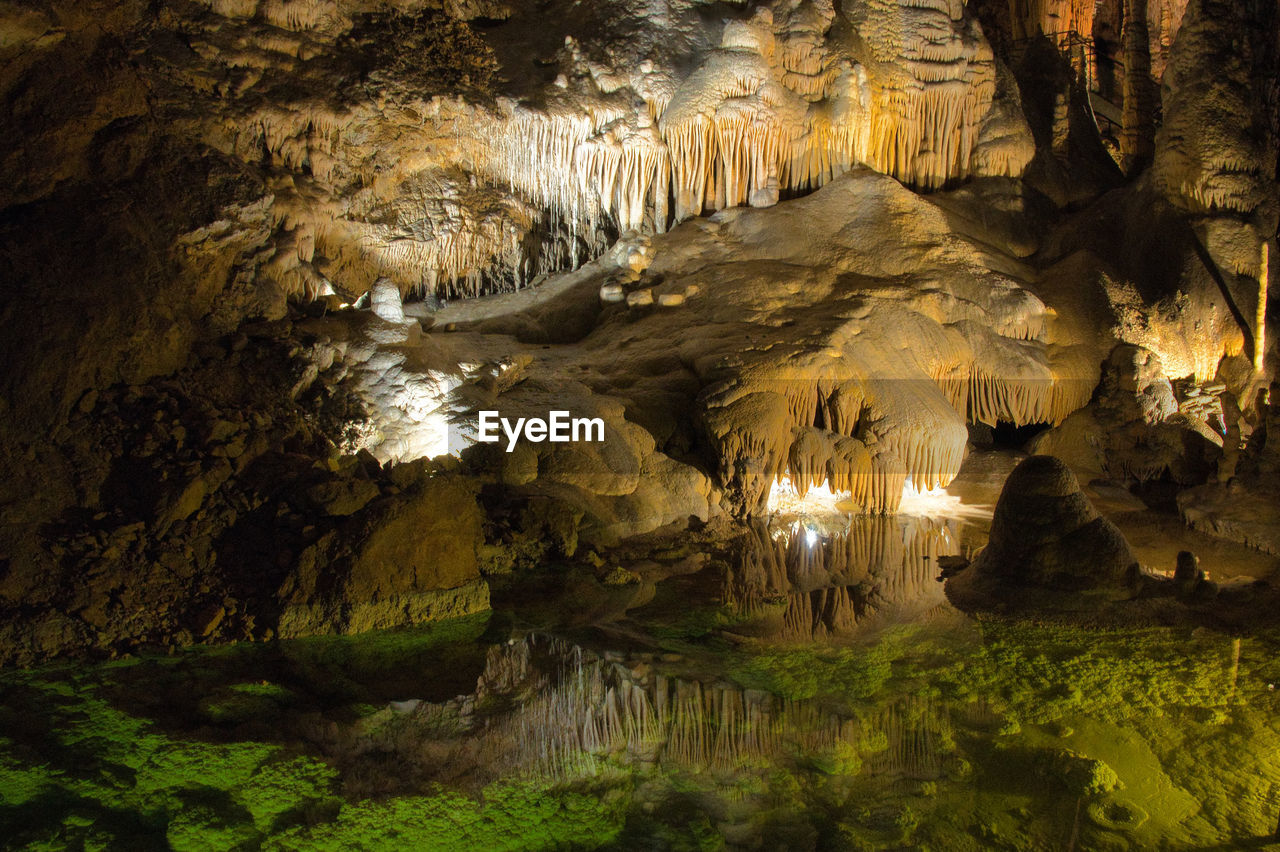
[0,615,490,849]
[266,781,625,851]
[0,676,338,848]
[4,601,1280,850]
[705,618,1280,848]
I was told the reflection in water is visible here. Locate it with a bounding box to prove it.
[397,515,975,792]
[416,517,971,793]
[412,633,955,796]
[865,697,951,781]
[480,636,862,780]
[5,472,1280,849]
[725,517,957,639]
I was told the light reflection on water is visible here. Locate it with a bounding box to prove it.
[5,456,1280,849]
[732,517,955,640]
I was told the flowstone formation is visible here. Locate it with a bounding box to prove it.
[0,0,1277,665]
[321,169,1099,543]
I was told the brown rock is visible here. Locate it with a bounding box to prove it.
[304,477,380,517]
[276,474,488,638]
[191,602,226,638]
[973,455,1140,591]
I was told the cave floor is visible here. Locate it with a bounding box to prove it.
[3,460,1279,850]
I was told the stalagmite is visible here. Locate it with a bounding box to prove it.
[1120,0,1158,171]
[1257,241,1270,373]
[369,277,404,323]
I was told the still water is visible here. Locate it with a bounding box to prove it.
[3,454,1280,850]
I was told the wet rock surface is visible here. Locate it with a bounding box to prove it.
[0,318,490,665]
[969,454,1140,592]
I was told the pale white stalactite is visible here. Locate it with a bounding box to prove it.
[259,0,344,32]
[203,0,258,18]
[440,0,1032,286]
[189,0,1035,302]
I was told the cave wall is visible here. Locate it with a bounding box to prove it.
[0,0,1276,663]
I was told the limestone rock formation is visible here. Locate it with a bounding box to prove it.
[970,454,1140,590]
[0,322,490,664]
[1030,343,1222,484]
[0,0,1276,667]
[1178,380,1280,555]
[1152,0,1278,219]
[324,169,1101,540]
[276,473,490,638]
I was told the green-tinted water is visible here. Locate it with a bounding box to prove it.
[3,509,1280,850]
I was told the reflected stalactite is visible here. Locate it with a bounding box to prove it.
[454,636,960,787]
[475,636,863,781]
[330,516,975,789]
[866,695,952,780]
[724,518,957,640]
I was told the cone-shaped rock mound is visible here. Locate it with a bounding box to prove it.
[972,455,1139,591]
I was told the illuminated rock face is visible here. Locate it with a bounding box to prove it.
[1153,0,1277,217]
[671,173,1093,516]
[0,0,1275,668]
[333,170,1101,536]
[1030,344,1223,485]
[58,0,1031,302]
[290,168,1097,538]
[480,0,1034,254]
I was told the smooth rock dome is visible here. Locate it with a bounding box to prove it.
[973,455,1139,590]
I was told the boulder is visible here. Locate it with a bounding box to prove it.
[1030,344,1220,485]
[276,473,489,638]
[972,455,1139,591]
[304,477,381,517]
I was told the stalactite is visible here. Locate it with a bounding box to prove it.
[446,0,1031,283]
[727,517,956,640]
[190,0,1037,303]
[701,326,1090,514]
[479,636,869,779]
[259,0,343,32]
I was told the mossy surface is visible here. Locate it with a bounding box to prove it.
[0,615,505,849]
[3,583,1280,849]
[267,782,624,851]
[700,618,1280,848]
